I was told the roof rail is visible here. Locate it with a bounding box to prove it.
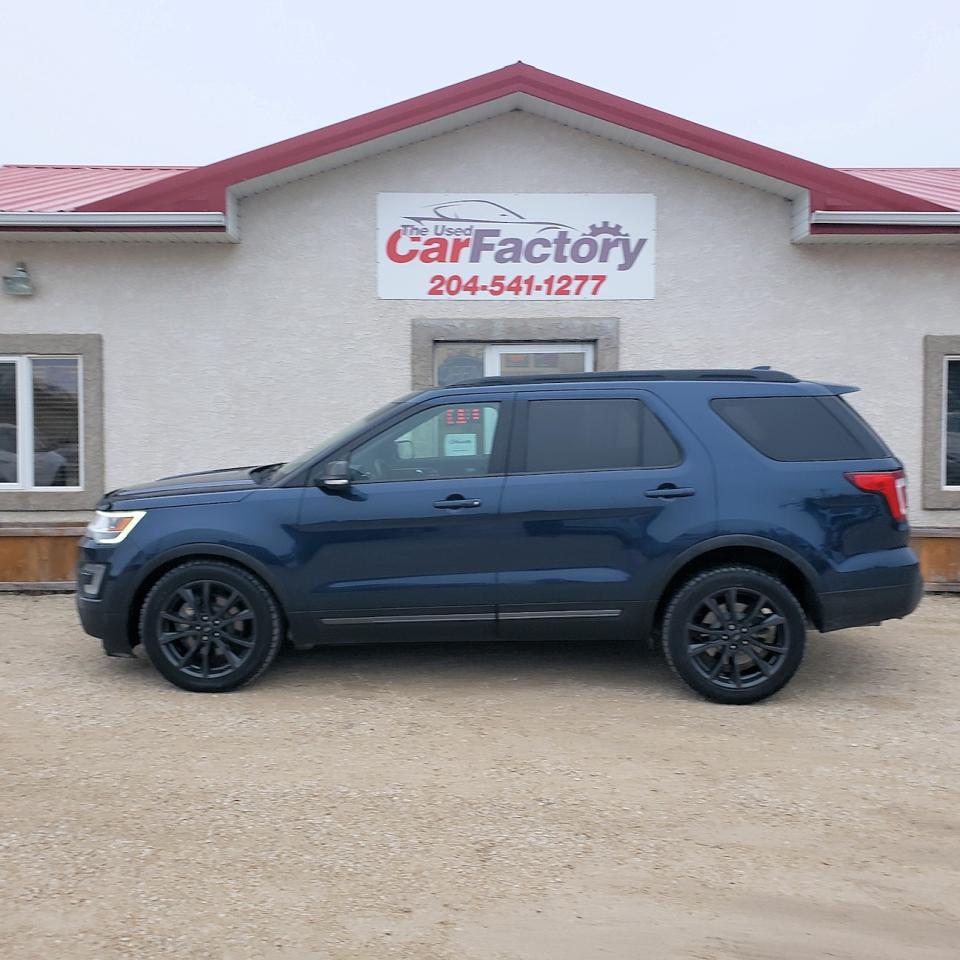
[450,369,799,387]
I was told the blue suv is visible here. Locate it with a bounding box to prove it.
[76,369,922,703]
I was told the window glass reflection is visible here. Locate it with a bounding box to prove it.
[32,358,80,487]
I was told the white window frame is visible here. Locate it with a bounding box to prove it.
[0,355,84,492]
[943,355,960,491]
[482,342,596,377]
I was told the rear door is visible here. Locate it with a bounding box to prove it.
[495,389,716,639]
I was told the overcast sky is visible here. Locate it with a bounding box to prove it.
[2,0,958,169]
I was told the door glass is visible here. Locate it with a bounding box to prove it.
[349,402,501,482]
[0,362,17,484]
[485,343,595,377]
[523,399,680,473]
[432,342,596,386]
[434,342,485,387]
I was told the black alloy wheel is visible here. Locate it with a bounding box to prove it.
[139,561,282,692]
[661,565,806,704]
[686,587,788,689]
[157,580,257,679]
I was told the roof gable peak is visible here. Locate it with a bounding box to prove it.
[76,63,952,218]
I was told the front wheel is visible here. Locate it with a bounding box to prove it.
[139,561,283,692]
[661,565,806,704]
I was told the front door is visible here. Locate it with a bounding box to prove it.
[495,389,716,639]
[292,396,511,641]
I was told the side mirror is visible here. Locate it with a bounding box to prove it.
[319,459,351,490]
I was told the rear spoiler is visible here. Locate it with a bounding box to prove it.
[817,382,859,395]
[751,367,859,395]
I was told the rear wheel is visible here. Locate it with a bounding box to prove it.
[139,561,282,692]
[661,565,806,704]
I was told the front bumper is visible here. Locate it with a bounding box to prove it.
[76,592,135,656]
[75,549,139,657]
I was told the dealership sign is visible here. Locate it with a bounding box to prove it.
[377,193,655,300]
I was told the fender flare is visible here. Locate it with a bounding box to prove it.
[132,542,291,607]
[652,534,822,601]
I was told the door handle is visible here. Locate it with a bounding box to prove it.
[433,497,482,510]
[644,484,696,499]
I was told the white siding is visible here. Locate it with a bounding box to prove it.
[2,111,959,524]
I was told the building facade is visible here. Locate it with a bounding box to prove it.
[1,65,959,587]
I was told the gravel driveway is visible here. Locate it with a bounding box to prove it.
[1,593,958,959]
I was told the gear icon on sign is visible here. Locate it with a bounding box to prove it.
[586,221,628,237]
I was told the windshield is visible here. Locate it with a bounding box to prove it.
[268,401,403,484]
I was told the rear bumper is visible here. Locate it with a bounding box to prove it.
[817,562,923,632]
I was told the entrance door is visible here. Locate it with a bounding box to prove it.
[484,343,595,378]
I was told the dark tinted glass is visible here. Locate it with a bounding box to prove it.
[32,358,81,486]
[712,396,889,462]
[946,359,960,486]
[524,399,680,472]
[0,362,16,483]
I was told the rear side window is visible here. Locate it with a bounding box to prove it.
[712,396,889,461]
[523,399,681,472]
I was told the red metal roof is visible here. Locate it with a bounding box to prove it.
[76,64,952,217]
[840,168,960,211]
[1,65,957,229]
[0,164,193,212]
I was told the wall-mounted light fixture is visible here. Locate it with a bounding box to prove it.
[2,262,34,296]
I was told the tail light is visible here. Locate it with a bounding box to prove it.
[845,469,908,522]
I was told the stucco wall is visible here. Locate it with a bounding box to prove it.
[2,112,959,524]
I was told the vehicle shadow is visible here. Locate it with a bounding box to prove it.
[259,637,675,695]
[100,629,890,700]
[255,627,896,700]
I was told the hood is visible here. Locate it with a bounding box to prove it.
[104,465,259,504]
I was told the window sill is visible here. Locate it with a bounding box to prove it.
[0,489,101,511]
[921,483,960,510]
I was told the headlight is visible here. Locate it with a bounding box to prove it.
[85,510,146,544]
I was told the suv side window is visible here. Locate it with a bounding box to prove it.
[522,398,681,473]
[349,402,501,482]
[711,396,889,462]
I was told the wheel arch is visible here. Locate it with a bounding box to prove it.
[651,536,824,637]
[126,544,290,648]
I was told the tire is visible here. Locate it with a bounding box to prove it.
[661,565,806,704]
[139,560,283,692]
